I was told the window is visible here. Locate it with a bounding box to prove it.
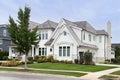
[67,47,70,56]
[99,36,102,43]
[39,47,47,56]
[59,46,70,57]
[0,40,3,45]
[3,30,7,36]
[89,34,91,41]
[83,32,85,40]
[93,36,95,41]
[64,31,67,36]
[59,47,62,56]
[39,30,48,40]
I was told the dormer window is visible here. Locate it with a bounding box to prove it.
[64,31,67,36]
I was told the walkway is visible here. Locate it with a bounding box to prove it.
[80,67,120,80]
[80,64,120,80]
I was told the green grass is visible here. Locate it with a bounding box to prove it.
[28,63,116,72]
[0,68,86,77]
[99,75,118,78]
[111,70,120,75]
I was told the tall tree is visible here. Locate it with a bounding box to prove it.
[7,6,39,69]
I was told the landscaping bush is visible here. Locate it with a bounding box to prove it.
[74,59,78,64]
[47,55,53,62]
[79,57,84,64]
[51,60,59,63]
[84,50,93,65]
[1,59,21,67]
[37,56,47,63]
[34,55,39,61]
[0,51,9,60]
[28,57,33,61]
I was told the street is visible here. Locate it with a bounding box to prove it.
[0,71,83,80]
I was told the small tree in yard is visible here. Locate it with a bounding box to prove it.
[84,50,93,65]
[7,6,39,69]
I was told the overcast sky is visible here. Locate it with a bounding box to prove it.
[0,0,120,43]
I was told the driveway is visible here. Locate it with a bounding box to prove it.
[0,71,84,80]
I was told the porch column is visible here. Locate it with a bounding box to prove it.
[9,46,12,59]
[31,45,35,58]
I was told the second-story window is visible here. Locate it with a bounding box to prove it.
[83,32,85,40]
[99,36,102,43]
[39,30,48,40]
[3,30,7,36]
[89,34,91,41]
[93,36,95,41]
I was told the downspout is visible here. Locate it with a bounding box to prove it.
[104,35,106,60]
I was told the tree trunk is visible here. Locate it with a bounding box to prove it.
[24,54,27,69]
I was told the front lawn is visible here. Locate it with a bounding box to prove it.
[28,63,116,72]
[0,68,86,77]
[111,70,120,75]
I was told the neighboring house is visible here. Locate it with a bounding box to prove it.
[9,18,114,62]
[112,43,120,48]
[0,24,11,52]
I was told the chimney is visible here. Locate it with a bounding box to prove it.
[107,21,111,60]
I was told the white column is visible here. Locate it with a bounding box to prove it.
[31,45,35,57]
[9,47,12,59]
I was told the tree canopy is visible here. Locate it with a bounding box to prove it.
[7,6,39,69]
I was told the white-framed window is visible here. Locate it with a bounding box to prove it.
[39,30,48,40]
[93,36,95,41]
[59,46,70,57]
[0,40,3,45]
[83,32,85,40]
[3,29,7,36]
[99,36,102,43]
[89,34,91,41]
[39,47,47,56]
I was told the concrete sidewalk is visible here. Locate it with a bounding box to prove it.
[80,67,120,80]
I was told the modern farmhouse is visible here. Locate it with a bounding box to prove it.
[9,18,114,62]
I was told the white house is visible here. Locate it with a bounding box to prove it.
[9,18,114,63]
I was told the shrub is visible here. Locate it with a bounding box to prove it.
[74,59,78,64]
[34,55,39,61]
[28,57,33,61]
[51,60,59,63]
[0,51,9,60]
[79,57,84,64]
[1,59,21,67]
[37,56,47,63]
[84,50,93,65]
[47,55,53,62]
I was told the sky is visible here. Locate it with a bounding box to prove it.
[0,0,120,43]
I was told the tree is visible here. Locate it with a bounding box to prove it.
[115,46,120,58]
[7,6,39,69]
[84,50,93,65]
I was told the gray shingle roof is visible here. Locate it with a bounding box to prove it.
[74,21,96,34]
[29,21,40,29]
[45,38,54,45]
[38,20,58,29]
[96,30,108,35]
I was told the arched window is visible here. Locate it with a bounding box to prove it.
[64,31,67,36]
